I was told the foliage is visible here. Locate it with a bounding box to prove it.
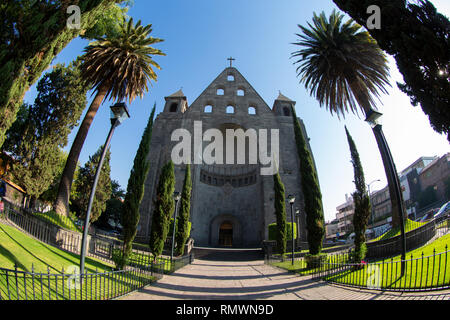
[54,17,165,216]
[292,10,390,118]
[268,222,297,241]
[39,153,80,205]
[273,170,287,256]
[2,63,87,201]
[72,146,112,224]
[168,219,192,238]
[149,161,175,259]
[121,105,155,266]
[175,164,192,256]
[291,107,325,255]
[79,18,165,104]
[0,0,130,149]
[345,126,371,262]
[332,0,450,141]
[304,253,328,269]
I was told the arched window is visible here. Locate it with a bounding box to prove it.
[204,105,213,113]
[217,88,225,96]
[237,89,245,96]
[170,103,178,112]
[283,106,291,116]
[248,106,256,115]
[227,74,235,81]
[226,105,235,114]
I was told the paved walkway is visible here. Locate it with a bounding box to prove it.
[122,251,450,300]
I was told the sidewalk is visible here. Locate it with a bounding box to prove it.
[121,254,450,300]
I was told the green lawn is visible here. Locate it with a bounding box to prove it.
[0,223,111,273]
[272,253,351,276]
[32,210,81,233]
[0,223,157,300]
[116,249,175,273]
[272,234,450,290]
[370,219,426,242]
[322,234,450,290]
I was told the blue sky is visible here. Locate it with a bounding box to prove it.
[24,0,450,222]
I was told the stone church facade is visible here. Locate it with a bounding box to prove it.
[137,66,316,248]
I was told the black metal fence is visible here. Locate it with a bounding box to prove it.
[0,261,164,301]
[365,217,449,260]
[1,204,194,272]
[312,247,449,292]
[0,200,195,300]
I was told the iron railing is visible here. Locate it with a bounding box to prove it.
[0,262,164,301]
[312,247,449,292]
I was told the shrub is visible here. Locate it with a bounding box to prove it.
[168,218,191,238]
[112,249,129,270]
[304,253,327,269]
[268,222,297,241]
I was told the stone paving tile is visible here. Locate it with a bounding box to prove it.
[121,257,450,301]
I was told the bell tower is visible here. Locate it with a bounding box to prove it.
[163,89,188,113]
[272,92,296,117]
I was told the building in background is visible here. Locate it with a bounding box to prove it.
[325,219,339,241]
[334,154,449,238]
[335,194,354,239]
[418,153,450,212]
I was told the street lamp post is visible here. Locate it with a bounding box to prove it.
[287,195,295,265]
[367,179,381,227]
[365,108,407,276]
[79,102,130,276]
[171,191,181,262]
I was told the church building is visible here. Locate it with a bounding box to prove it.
[137,63,317,248]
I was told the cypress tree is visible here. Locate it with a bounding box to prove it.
[175,164,192,256]
[73,146,112,224]
[291,106,325,255]
[345,126,371,262]
[120,105,156,268]
[0,1,129,148]
[149,161,175,260]
[274,170,287,257]
[332,0,450,141]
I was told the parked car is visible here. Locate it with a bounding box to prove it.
[434,201,450,220]
[417,208,439,222]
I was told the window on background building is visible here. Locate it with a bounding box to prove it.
[217,88,225,95]
[204,105,213,113]
[227,74,235,81]
[283,107,291,116]
[237,89,245,96]
[248,106,256,115]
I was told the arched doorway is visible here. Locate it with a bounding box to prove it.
[219,221,233,247]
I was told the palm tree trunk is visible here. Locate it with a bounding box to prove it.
[53,83,109,216]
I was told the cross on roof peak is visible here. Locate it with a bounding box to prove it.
[227,57,236,68]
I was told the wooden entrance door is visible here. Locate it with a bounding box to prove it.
[219,222,233,247]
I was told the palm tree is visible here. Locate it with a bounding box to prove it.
[292,10,407,272]
[292,10,390,118]
[54,18,165,216]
